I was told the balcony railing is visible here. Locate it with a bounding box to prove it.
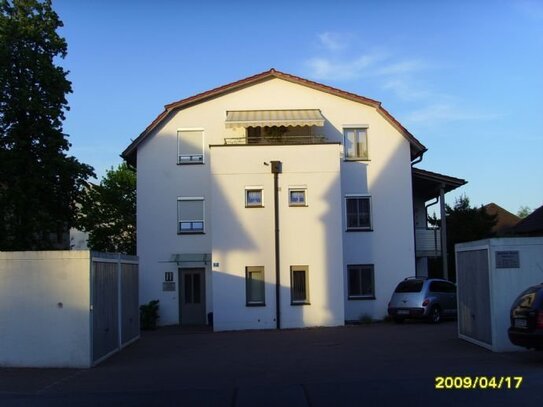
[224,134,328,145]
[415,228,441,257]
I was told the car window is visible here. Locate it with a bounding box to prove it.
[429,281,456,293]
[395,280,423,293]
[445,282,456,293]
[430,281,449,293]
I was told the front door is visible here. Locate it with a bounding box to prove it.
[179,268,206,325]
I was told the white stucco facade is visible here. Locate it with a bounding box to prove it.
[130,71,424,330]
[0,251,91,367]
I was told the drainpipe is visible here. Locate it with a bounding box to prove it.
[439,185,448,280]
[411,152,424,167]
[270,161,282,330]
[411,152,424,275]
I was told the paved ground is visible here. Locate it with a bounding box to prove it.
[1,321,542,406]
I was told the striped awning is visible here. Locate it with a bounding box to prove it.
[225,109,325,128]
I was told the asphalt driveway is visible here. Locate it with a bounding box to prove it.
[1,321,542,406]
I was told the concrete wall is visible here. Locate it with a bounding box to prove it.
[0,251,91,368]
[136,77,416,326]
[210,144,344,331]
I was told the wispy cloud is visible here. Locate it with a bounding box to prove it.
[375,60,428,76]
[406,103,500,124]
[318,32,351,51]
[381,79,431,101]
[306,51,387,81]
[304,31,498,128]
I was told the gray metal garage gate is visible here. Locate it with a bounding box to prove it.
[92,253,139,365]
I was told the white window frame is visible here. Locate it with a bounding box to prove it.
[245,186,264,208]
[290,265,310,305]
[288,186,308,207]
[347,264,375,300]
[343,126,369,161]
[177,128,205,165]
[345,194,372,231]
[177,197,205,234]
[245,266,265,306]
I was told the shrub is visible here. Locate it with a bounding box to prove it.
[140,300,160,330]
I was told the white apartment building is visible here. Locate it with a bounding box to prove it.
[122,69,465,330]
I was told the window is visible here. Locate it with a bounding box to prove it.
[290,265,309,305]
[178,129,204,164]
[289,188,307,206]
[245,188,263,207]
[429,281,456,294]
[346,196,372,230]
[246,266,265,306]
[344,128,368,160]
[348,265,375,299]
[177,198,204,233]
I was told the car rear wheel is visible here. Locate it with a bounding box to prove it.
[429,306,441,324]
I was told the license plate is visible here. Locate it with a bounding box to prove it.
[514,318,527,329]
[397,310,409,315]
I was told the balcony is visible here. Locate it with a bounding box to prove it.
[415,228,441,257]
[224,134,328,145]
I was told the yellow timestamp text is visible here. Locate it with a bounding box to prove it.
[435,376,523,390]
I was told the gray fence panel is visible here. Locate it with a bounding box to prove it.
[121,263,139,345]
[92,261,119,362]
[457,249,491,345]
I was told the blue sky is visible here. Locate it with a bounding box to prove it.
[54,0,543,214]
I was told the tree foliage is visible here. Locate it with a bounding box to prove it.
[77,163,136,255]
[517,206,532,219]
[444,195,497,280]
[0,0,94,250]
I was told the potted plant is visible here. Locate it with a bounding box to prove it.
[140,299,160,330]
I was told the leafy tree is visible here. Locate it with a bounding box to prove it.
[517,206,532,219]
[444,195,497,281]
[77,163,136,255]
[0,0,94,250]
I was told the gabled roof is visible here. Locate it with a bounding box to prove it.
[121,68,427,165]
[483,203,521,236]
[514,204,543,235]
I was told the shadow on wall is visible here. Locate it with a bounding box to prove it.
[209,145,344,330]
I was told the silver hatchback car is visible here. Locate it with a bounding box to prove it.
[387,277,457,323]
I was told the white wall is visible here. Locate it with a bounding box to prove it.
[0,251,91,368]
[136,77,417,325]
[457,237,543,352]
[210,144,344,331]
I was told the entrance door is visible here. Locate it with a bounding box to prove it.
[179,268,206,325]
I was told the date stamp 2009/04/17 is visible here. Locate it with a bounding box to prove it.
[435,376,523,390]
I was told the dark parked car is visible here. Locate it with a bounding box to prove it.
[388,277,457,323]
[508,283,543,350]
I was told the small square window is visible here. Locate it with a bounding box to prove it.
[289,189,307,206]
[246,266,265,306]
[246,189,263,207]
[348,264,375,299]
[290,265,310,305]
